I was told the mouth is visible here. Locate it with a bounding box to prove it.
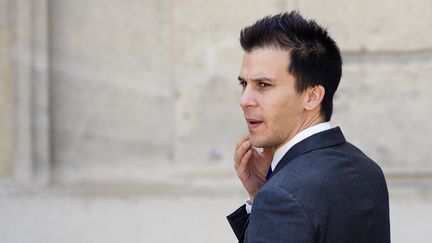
[246,118,263,130]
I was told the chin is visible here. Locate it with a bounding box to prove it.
[249,135,268,148]
[248,135,259,147]
[249,133,280,148]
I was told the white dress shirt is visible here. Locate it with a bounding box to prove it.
[245,122,333,213]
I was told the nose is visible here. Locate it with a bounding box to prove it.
[239,87,257,108]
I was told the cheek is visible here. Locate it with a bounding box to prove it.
[261,89,300,122]
[264,101,289,126]
[273,107,291,129]
[266,97,299,127]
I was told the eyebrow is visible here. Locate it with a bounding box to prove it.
[237,76,275,82]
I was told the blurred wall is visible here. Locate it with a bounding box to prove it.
[0,0,13,177]
[1,0,431,183]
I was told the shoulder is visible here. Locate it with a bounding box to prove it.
[273,142,386,187]
[260,142,388,214]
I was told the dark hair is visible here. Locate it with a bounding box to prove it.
[240,11,342,121]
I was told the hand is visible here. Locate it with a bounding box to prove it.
[234,135,275,202]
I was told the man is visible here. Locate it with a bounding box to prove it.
[227,12,390,243]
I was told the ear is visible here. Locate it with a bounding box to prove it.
[304,85,325,111]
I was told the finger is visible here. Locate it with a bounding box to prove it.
[234,140,252,167]
[234,140,252,169]
[235,134,249,150]
[237,149,252,178]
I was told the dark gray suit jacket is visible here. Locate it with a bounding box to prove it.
[227,127,390,243]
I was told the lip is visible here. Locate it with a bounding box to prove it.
[245,117,263,130]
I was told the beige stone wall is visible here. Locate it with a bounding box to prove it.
[49,0,176,181]
[0,0,13,177]
[2,0,432,180]
[299,0,432,51]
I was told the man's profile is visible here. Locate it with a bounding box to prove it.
[227,11,390,243]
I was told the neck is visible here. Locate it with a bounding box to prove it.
[274,113,325,151]
[300,112,325,131]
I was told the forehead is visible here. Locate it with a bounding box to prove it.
[239,47,290,79]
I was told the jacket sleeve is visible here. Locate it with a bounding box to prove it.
[245,186,315,243]
[227,204,249,242]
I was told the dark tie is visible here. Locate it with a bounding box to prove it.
[266,167,273,180]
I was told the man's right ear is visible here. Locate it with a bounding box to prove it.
[304,85,325,111]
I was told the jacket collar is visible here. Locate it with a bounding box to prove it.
[271,127,346,176]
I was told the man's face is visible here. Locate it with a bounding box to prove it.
[238,47,307,149]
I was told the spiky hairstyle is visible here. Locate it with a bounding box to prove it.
[240,11,342,121]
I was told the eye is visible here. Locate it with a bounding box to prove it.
[239,81,247,88]
[259,82,270,88]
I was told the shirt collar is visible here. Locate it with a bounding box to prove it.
[270,122,333,170]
